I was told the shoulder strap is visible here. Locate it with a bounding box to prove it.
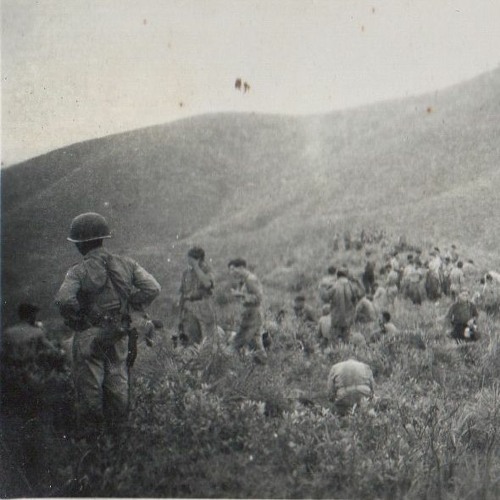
[104,254,132,315]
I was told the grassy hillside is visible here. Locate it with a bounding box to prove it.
[2,68,500,324]
[2,68,500,499]
[3,235,500,498]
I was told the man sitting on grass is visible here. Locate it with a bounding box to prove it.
[369,311,399,343]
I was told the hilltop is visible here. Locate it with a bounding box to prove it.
[2,68,500,324]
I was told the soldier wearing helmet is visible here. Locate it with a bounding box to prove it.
[329,266,358,343]
[55,212,161,439]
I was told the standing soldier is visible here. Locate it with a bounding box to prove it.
[332,233,340,252]
[178,246,217,346]
[55,212,161,439]
[449,244,459,263]
[449,261,465,301]
[343,230,352,251]
[362,253,376,295]
[390,250,401,274]
[385,263,400,304]
[441,256,453,296]
[372,282,389,312]
[318,265,337,304]
[329,267,358,343]
[228,258,267,363]
[401,255,425,305]
[317,304,332,349]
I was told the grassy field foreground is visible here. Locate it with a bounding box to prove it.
[3,238,500,499]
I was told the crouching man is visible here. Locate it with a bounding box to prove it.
[327,359,374,415]
[445,288,480,343]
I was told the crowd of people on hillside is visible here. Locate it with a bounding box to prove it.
[2,213,499,451]
[311,243,487,347]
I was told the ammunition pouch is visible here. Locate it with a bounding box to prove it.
[92,311,131,348]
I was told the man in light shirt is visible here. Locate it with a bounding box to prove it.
[327,359,374,415]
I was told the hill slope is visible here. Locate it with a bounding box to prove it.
[2,68,500,323]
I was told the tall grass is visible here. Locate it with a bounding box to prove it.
[3,234,500,498]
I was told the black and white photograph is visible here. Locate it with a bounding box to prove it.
[2,0,500,497]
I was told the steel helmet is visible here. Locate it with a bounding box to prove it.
[67,212,112,242]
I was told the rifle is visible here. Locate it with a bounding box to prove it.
[127,329,139,368]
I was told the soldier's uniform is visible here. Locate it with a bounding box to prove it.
[373,285,389,312]
[232,270,266,359]
[2,322,50,363]
[1,317,63,417]
[385,269,400,304]
[449,266,465,300]
[482,278,500,316]
[425,268,442,301]
[329,273,358,343]
[441,259,453,296]
[362,260,376,295]
[446,295,479,342]
[317,306,332,348]
[449,245,459,263]
[179,261,216,345]
[390,255,400,273]
[401,264,425,305]
[1,306,68,493]
[55,213,160,438]
[328,359,374,415]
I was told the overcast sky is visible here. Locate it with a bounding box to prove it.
[2,0,500,166]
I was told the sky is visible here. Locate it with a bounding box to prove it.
[2,0,500,167]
